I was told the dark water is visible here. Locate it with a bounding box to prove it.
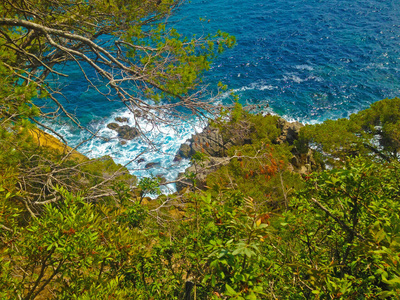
[177,0,400,121]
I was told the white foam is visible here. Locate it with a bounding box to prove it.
[283,74,305,84]
[41,107,205,194]
[295,64,314,71]
[230,82,277,93]
[259,84,276,91]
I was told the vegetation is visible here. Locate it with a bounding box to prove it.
[2,97,400,299]
[299,97,400,164]
[0,0,235,210]
[1,0,400,299]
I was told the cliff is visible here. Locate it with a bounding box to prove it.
[29,128,87,162]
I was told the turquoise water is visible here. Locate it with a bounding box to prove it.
[44,0,400,190]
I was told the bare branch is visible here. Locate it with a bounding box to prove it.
[311,198,364,241]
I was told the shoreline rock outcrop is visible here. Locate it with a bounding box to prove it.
[175,115,316,193]
[174,123,253,162]
[276,118,303,145]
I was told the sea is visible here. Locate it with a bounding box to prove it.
[43,0,400,192]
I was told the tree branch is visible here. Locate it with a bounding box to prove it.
[311,198,364,241]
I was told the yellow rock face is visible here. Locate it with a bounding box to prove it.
[28,128,87,162]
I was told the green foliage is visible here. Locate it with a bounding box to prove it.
[299,118,365,162]
[138,175,162,201]
[191,151,209,166]
[0,168,22,233]
[149,190,273,299]
[0,187,150,299]
[0,0,235,214]
[2,140,400,299]
[200,194,270,299]
[118,202,148,229]
[207,142,303,208]
[299,97,400,164]
[271,157,400,298]
[353,97,400,157]
[208,107,303,207]
[213,103,281,144]
[79,155,137,188]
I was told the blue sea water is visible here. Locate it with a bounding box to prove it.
[45,0,400,191]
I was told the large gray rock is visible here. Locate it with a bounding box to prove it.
[116,125,139,140]
[145,162,161,169]
[175,124,251,161]
[177,143,192,159]
[107,122,139,140]
[175,126,225,160]
[190,126,225,157]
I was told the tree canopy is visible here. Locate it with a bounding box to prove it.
[299,97,400,165]
[0,0,235,210]
[0,0,235,136]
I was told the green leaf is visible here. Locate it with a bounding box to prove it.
[225,284,237,296]
[245,292,258,300]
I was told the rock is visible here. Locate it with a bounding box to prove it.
[177,143,192,159]
[137,158,146,164]
[191,126,225,157]
[291,148,319,174]
[276,118,303,145]
[107,123,139,140]
[115,117,129,123]
[175,174,188,193]
[107,122,120,130]
[173,155,182,162]
[120,140,127,145]
[175,124,248,160]
[174,126,225,160]
[116,125,139,140]
[98,155,114,162]
[29,127,88,162]
[145,162,161,169]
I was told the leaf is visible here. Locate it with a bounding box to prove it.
[245,292,258,300]
[384,277,400,286]
[225,284,237,296]
[244,247,254,258]
[257,223,268,229]
[374,227,386,243]
[232,248,243,256]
